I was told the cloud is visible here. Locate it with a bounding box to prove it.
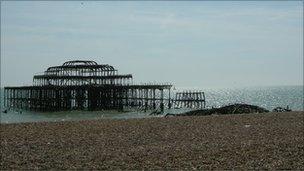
[1,1,302,87]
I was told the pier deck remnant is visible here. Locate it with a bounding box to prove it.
[173,91,206,109]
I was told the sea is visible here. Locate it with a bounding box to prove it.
[0,85,303,124]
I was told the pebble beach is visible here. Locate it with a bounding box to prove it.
[1,111,303,170]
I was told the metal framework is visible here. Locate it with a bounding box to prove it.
[4,60,172,112]
[33,60,131,86]
[174,91,206,109]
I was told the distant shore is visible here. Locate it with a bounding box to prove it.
[1,111,303,170]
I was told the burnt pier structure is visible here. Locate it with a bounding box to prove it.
[4,60,172,112]
[173,91,206,109]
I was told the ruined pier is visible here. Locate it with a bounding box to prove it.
[4,60,172,112]
[173,91,206,109]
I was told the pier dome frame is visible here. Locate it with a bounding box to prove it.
[33,60,131,86]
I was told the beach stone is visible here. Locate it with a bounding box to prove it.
[0,111,303,170]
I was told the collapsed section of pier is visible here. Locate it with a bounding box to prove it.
[4,60,172,112]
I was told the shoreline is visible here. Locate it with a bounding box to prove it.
[1,111,303,169]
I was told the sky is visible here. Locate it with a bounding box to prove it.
[1,1,303,88]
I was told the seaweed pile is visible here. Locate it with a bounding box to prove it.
[166,103,269,117]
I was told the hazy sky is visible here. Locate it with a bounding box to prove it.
[1,1,303,88]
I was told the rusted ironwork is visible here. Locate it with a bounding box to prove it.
[173,91,206,109]
[4,60,172,112]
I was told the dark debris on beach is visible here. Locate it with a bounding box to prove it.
[166,103,270,117]
[1,112,303,170]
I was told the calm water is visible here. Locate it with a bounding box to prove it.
[1,85,303,123]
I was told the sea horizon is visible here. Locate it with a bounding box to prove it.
[1,84,303,89]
